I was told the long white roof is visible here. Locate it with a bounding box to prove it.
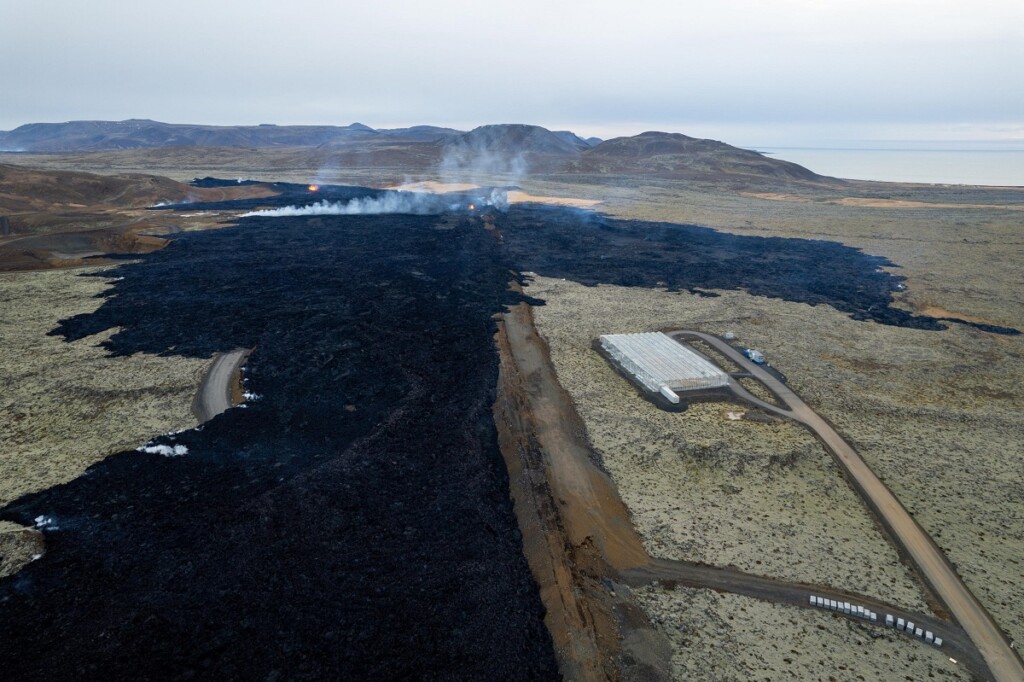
[600,332,728,390]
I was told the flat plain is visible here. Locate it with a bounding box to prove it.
[636,585,971,680]
[0,266,208,575]
[522,175,1024,678]
[1,144,1021,679]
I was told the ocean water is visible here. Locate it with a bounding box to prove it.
[758,145,1024,186]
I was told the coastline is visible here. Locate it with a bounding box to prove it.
[755,146,1024,186]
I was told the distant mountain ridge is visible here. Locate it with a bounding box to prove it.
[0,119,389,152]
[0,120,824,181]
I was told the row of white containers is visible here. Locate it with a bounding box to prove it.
[808,595,943,647]
[887,614,943,647]
[809,595,877,622]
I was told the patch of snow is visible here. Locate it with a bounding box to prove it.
[137,443,189,457]
[34,516,57,530]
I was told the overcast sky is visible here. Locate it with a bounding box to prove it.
[2,0,1021,145]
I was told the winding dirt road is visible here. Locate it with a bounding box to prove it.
[671,331,1024,682]
[192,348,250,424]
[495,303,998,680]
[622,557,986,675]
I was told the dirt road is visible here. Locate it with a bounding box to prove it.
[192,348,250,423]
[623,558,987,676]
[672,331,1024,682]
[495,305,990,680]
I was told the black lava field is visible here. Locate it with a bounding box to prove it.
[1,185,1014,680]
[0,209,556,680]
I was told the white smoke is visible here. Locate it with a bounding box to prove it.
[150,192,198,208]
[482,187,510,211]
[242,193,446,217]
[439,143,527,187]
[241,188,508,217]
[438,128,529,190]
[299,126,529,213]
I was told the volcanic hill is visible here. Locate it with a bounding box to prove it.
[0,163,187,213]
[446,124,593,155]
[0,165,277,271]
[569,131,822,181]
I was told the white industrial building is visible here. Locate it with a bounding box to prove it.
[599,332,729,403]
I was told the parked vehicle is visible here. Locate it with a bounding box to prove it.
[742,348,766,364]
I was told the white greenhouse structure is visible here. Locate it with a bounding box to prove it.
[599,332,729,403]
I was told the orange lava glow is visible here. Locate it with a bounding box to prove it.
[468,203,476,211]
[308,184,319,192]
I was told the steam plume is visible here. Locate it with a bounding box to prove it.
[242,189,508,217]
[438,127,529,187]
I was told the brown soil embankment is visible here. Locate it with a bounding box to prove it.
[494,298,671,681]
